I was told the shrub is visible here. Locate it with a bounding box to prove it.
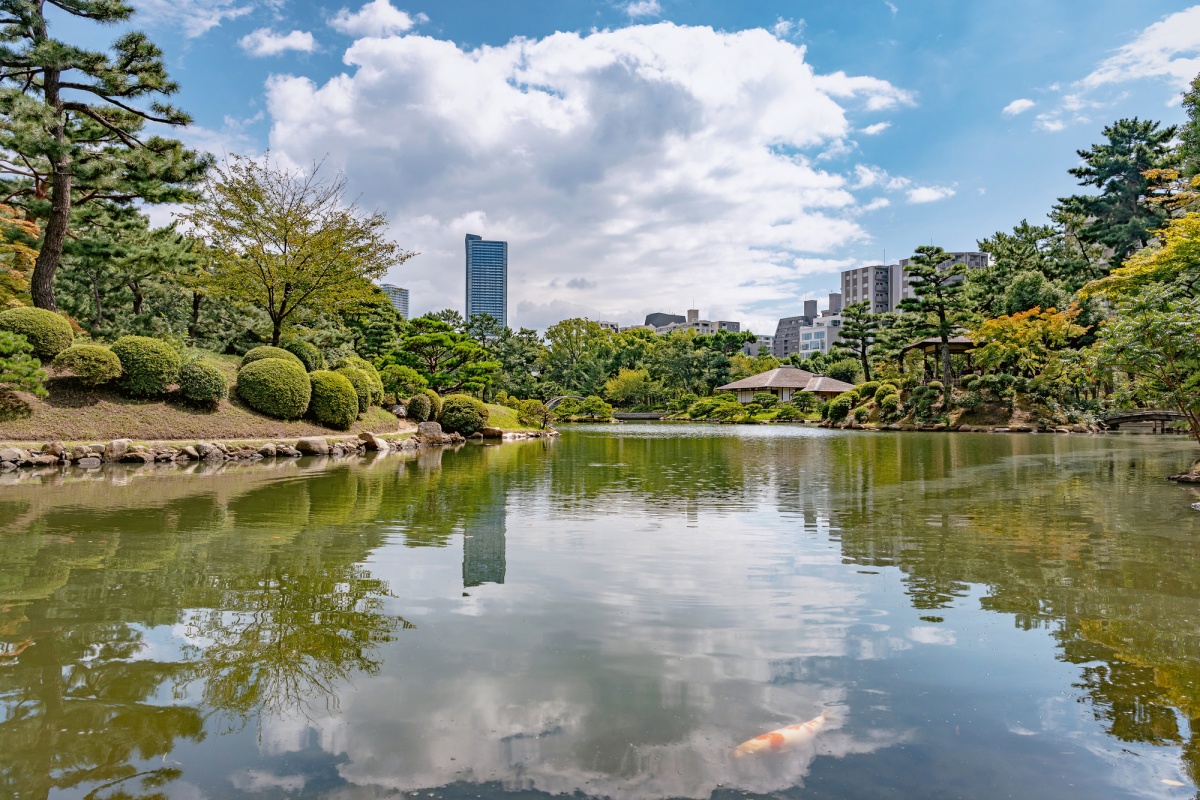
[0,306,73,361]
[241,345,304,370]
[52,344,121,386]
[282,339,326,372]
[827,392,855,422]
[876,382,899,398]
[791,392,816,412]
[111,335,181,396]
[236,358,311,419]
[857,381,880,401]
[335,356,384,405]
[0,330,47,398]
[901,374,920,390]
[774,404,804,421]
[381,364,425,402]
[752,392,779,408]
[744,402,764,416]
[668,392,699,412]
[957,390,982,412]
[853,407,870,423]
[337,366,373,413]
[927,380,944,392]
[440,393,489,435]
[961,374,980,391]
[711,401,745,421]
[518,398,548,428]
[826,358,861,385]
[688,398,718,418]
[423,388,443,420]
[879,393,902,418]
[178,358,228,409]
[308,370,359,429]
[406,392,432,422]
[582,395,613,419]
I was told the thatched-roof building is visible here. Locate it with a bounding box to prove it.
[717,367,855,403]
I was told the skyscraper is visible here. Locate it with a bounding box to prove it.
[379,283,410,319]
[465,233,508,327]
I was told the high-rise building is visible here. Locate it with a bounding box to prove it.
[771,293,843,359]
[841,265,892,313]
[645,312,685,328]
[890,251,991,310]
[379,283,410,319]
[465,233,508,326]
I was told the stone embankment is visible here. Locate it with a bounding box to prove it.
[0,422,558,472]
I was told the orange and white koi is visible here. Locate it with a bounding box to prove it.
[733,712,828,757]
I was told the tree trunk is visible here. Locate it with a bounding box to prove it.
[941,338,952,406]
[271,318,282,346]
[31,68,68,311]
[860,347,872,382]
[129,280,143,315]
[189,291,202,341]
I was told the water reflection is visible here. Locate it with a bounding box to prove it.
[0,429,1197,799]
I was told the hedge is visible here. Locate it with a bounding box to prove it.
[308,370,359,429]
[241,345,304,370]
[335,367,372,413]
[178,358,228,409]
[0,306,73,361]
[236,358,311,419]
[857,381,880,401]
[335,356,383,405]
[282,339,326,372]
[423,388,442,420]
[440,394,489,436]
[111,336,181,396]
[827,392,856,423]
[52,344,121,386]
[406,392,432,422]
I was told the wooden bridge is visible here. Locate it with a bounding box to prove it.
[1101,410,1186,433]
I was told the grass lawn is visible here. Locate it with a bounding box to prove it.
[484,403,542,431]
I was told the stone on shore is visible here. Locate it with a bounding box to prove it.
[0,447,28,462]
[77,457,102,468]
[417,421,443,438]
[296,437,330,456]
[105,439,132,461]
[258,443,277,457]
[358,432,389,451]
[481,427,504,439]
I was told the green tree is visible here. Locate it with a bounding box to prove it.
[488,326,545,399]
[0,0,209,311]
[603,367,661,408]
[838,301,879,381]
[897,246,971,405]
[1180,73,1200,178]
[540,318,612,396]
[0,329,45,399]
[1057,118,1176,268]
[343,289,405,359]
[181,156,413,345]
[385,315,499,394]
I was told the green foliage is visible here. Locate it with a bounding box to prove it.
[879,393,902,419]
[439,394,489,436]
[875,383,900,402]
[282,339,326,372]
[604,367,662,408]
[827,393,855,423]
[423,388,443,420]
[897,246,973,405]
[791,392,817,412]
[826,358,862,385]
[385,316,499,395]
[853,407,870,423]
[0,307,73,361]
[242,345,304,370]
[582,395,614,419]
[688,394,740,418]
[839,301,880,381]
[178,358,228,409]
[380,364,426,401]
[110,335,182,396]
[752,392,779,408]
[236,358,312,420]
[668,392,699,412]
[0,330,47,398]
[774,404,804,421]
[335,356,384,405]
[744,402,764,416]
[406,392,432,422]
[857,381,880,401]
[308,370,360,429]
[518,399,549,428]
[956,390,982,412]
[1182,74,1200,178]
[52,344,121,386]
[337,366,373,413]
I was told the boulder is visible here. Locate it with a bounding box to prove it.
[0,461,16,472]
[277,445,302,458]
[71,446,91,460]
[358,432,389,451]
[195,441,219,458]
[28,453,59,466]
[481,427,504,439]
[417,421,444,438]
[1009,424,1033,433]
[258,443,277,458]
[105,439,132,461]
[77,456,102,468]
[120,451,154,464]
[0,447,28,462]
[179,446,199,460]
[42,441,66,457]
[88,443,105,453]
[296,437,330,456]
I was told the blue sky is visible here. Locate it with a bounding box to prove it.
[96,0,1200,331]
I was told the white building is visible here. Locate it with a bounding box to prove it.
[655,309,741,335]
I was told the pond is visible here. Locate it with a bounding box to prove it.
[2,425,1199,799]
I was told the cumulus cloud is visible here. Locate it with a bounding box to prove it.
[1001,98,1035,116]
[239,28,317,56]
[906,185,955,204]
[130,0,252,37]
[330,0,427,37]
[859,121,890,135]
[1081,6,1200,91]
[624,0,662,18]
[771,17,802,39]
[265,23,918,332]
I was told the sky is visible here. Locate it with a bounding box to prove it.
[70,0,1200,333]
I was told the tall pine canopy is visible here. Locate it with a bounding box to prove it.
[897,246,970,406]
[0,0,208,310]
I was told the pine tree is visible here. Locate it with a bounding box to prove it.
[1180,73,1200,178]
[838,301,879,382]
[897,246,971,406]
[0,0,208,310]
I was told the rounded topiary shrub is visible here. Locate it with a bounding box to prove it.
[237,357,311,419]
[827,393,855,423]
[111,335,181,396]
[423,388,443,420]
[857,381,880,401]
[308,370,359,429]
[439,394,489,436]
[879,393,902,418]
[336,367,373,413]
[774,404,804,421]
[282,339,326,372]
[335,356,383,405]
[52,344,121,386]
[178,358,228,409]
[0,306,74,361]
[406,392,432,422]
[241,345,304,370]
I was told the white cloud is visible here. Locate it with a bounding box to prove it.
[906,185,955,204]
[130,0,252,37]
[624,0,662,18]
[1001,98,1035,116]
[265,23,915,332]
[883,1,898,16]
[859,121,891,135]
[771,17,802,39]
[1081,6,1200,91]
[239,28,317,56]
[862,197,890,211]
[330,0,427,37]
[1035,114,1066,133]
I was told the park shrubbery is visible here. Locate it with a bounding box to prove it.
[406,392,432,422]
[774,404,805,421]
[335,356,384,405]
[518,398,548,428]
[337,366,373,413]
[0,306,73,362]
[827,392,856,423]
[52,344,121,386]
[178,358,228,409]
[282,339,325,372]
[111,335,181,396]
[440,393,489,435]
[237,357,311,419]
[241,345,304,370]
[422,388,443,420]
[308,370,359,429]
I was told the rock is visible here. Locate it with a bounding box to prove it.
[358,432,389,451]
[0,447,28,462]
[28,453,59,466]
[296,437,330,456]
[1009,424,1033,433]
[120,451,154,464]
[417,421,444,438]
[0,461,15,472]
[77,457,102,468]
[195,441,219,458]
[179,446,199,460]
[928,423,947,431]
[105,439,132,461]
[1192,503,1200,512]
[258,443,277,458]
[992,427,1010,433]
[42,441,66,457]
[481,427,504,439]
[277,446,302,458]
[88,444,105,453]
[71,446,91,460]
[468,432,484,440]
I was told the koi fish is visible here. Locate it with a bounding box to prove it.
[733,712,828,757]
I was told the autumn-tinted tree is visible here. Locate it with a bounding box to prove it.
[181,156,413,345]
[0,0,209,310]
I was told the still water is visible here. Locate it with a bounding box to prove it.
[2,425,1200,800]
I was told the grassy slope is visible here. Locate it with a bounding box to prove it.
[484,403,541,431]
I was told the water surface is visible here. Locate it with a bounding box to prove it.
[2,425,1199,799]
